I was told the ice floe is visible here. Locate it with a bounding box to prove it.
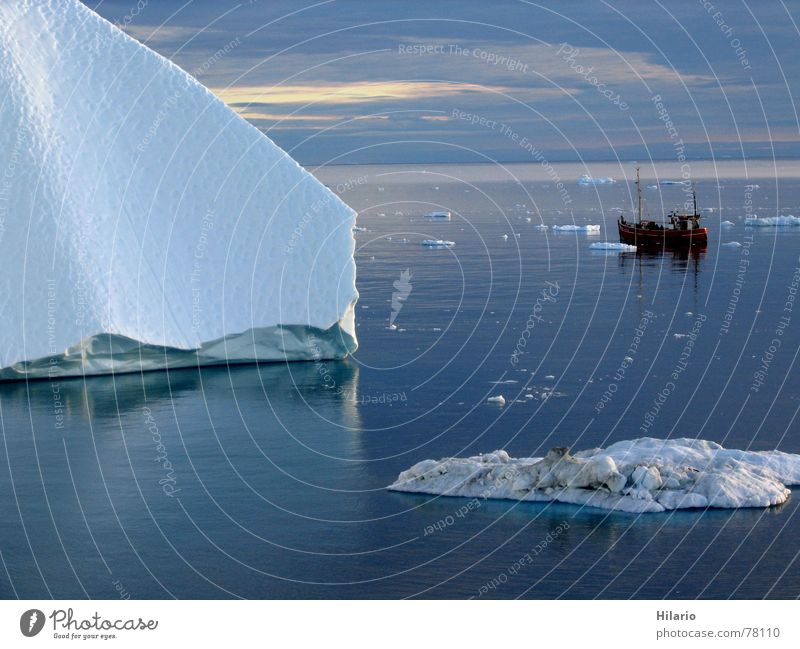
[745,215,800,227]
[552,224,601,232]
[590,242,637,251]
[722,241,742,248]
[388,438,800,513]
[578,174,615,185]
[421,239,455,248]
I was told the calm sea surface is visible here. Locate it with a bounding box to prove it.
[2,160,800,599]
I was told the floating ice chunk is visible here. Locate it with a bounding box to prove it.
[353,226,368,232]
[544,375,555,380]
[721,220,735,227]
[0,0,358,379]
[590,242,637,251]
[578,174,615,185]
[722,241,742,248]
[534,224,549,230]
[501,234,509,240]
[487,395,506,405]
[424,211,451,220]
[421,239,455,248]
[389,437,800,513]
[660,180,688,185]
[745,215,800,226]
[552,224,601,231]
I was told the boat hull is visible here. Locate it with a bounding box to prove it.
[618,221,708,247]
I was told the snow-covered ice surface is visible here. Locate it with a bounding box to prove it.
[552,224,601,231]
[0,0,358,379]
[590,242,637,251]
[388,438,800,513]
[745,215,800,226]
[578,174,615,185]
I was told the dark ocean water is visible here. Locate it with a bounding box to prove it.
[2,160,800,599]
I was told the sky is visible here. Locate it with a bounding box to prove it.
[86,0,800,165]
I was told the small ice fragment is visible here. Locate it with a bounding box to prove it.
[590,242,637,251]
[552,224,601,231]
[487,395,506,405]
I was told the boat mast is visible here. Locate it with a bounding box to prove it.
[636,167,642,222]
[692,184,698,216]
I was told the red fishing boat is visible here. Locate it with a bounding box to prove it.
[618,168,708,247]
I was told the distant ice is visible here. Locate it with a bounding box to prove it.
[590,242,637,251]
[534,224,549,230]
[424,211,451,220]
[421,240,455,248]
[721,220,735,227]
[745,215,800,226]
[388,438,800,513]
[552,224,601,232]
[578,174,615,185]
[722,241,742,248]
[487,395,506,405]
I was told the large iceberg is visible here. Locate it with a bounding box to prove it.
[0,0,357,379]
[388,438,800,513]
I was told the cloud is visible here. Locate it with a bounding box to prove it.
[211,81,512,107]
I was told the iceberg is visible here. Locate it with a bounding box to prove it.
[388,438,800,513]
[745,215,800,226]
[589,242,637,251]
[0,0,357,380]
[552,224,601,232]
[578,174,615,185]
